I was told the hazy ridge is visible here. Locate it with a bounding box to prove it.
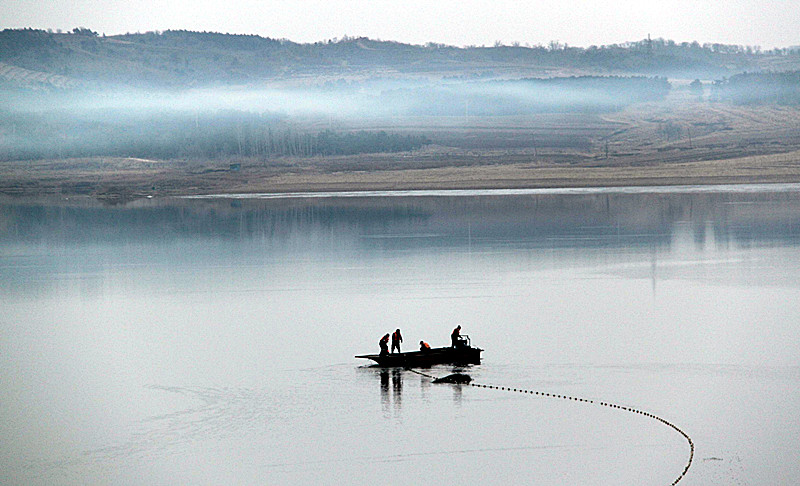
[3,28,800,89]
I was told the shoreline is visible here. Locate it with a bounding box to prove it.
[5,176,800,206]
[181,182,800,200]
[2,147,800,202]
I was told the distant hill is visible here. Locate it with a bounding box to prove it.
[2,28,800,89]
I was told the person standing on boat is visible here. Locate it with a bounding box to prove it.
[379,333,390,356]
[451,325,462,348]
[391,329,403,354]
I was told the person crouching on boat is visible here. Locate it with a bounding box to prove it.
[391,329,403,354]
[379,333,390,356]
[451,325,462,348]
[419,341,431,351]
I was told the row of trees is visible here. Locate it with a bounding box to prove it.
[218,126,430,158]
[0,110,430,161]
[711,71,800,105]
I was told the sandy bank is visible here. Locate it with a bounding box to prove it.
[2,149,800,201]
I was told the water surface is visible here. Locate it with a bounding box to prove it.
[1,187,799,485]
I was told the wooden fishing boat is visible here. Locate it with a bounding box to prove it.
[356,335,482,367]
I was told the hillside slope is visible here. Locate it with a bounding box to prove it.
[3,28,800,88]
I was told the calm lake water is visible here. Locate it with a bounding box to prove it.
[1,185,799,485]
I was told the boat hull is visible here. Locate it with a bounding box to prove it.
[356,346,482,367]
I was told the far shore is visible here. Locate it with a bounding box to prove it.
[2,148,800,202]
[3,98,800,202]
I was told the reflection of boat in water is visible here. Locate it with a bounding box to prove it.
[357,335,482,367]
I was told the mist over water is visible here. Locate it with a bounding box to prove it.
[1,188,799,485]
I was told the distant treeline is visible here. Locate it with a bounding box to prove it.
[383,76,671,115]
[3,28,800,88]
[711,71,800,105]
[0,110,430,161]
[0,28,62,60]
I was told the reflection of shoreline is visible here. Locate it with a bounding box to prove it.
[7,185,800,256]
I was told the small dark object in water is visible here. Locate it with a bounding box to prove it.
[433,373,472,384]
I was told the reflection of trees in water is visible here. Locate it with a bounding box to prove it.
[3,190,800,252]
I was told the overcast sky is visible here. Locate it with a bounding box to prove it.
[2,0,799,48]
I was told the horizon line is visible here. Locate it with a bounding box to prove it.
[3,26,797,51]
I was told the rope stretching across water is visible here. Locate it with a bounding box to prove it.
[406,368,694,486]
